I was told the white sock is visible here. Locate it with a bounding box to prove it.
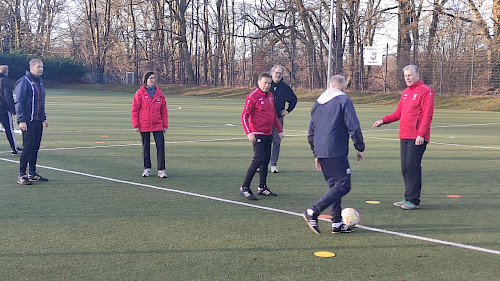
[332,222,342,228]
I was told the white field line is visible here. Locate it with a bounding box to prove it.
[31,121,500,135]
[365,136,500,150]
[0,156,499,256]
[44,125,224,134]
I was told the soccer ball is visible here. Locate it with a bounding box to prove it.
[341,208,360,226]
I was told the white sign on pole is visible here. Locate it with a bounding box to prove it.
[364,47,383,66]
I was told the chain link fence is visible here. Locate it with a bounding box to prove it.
[88,40,499,96]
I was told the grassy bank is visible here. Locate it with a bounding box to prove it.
[52,83,500,111]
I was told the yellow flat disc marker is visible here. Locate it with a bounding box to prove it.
[314,251,336,258]
[366,200,381,204]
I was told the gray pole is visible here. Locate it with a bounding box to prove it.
[384,43,388,93]
[327,0,335,89]
[470,34,475,96]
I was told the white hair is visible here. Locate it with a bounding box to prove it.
[403,64,419,74]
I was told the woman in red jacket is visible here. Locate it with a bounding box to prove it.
[131,71,169,178]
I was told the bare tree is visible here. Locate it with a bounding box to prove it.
[466,0,500,90]
[84,0,112,82]
[396,0,414,88]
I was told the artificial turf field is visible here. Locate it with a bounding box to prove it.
[0,88,499,280]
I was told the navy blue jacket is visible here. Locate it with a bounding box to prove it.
[0,73,16,113]
[15,71,46,123]
[308,90,364,158]
[270,79,297,117]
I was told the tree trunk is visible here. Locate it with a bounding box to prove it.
[467,0,500,90]
[129,0,139,84]
[177,0,195,84]
[203,0,210,85]
[397,0,412,89]
[422,0,443,85]
[491,0,500,89]
[214,0,223,86]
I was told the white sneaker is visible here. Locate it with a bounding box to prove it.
[142,168,151,177]
[158,170,168,178]
[271,166,279,173]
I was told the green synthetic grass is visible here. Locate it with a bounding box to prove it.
[0,89,499,280]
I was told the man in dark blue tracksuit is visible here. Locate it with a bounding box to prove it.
[302,75,365,234]
[0,65,21,154]
[269,65,297,173]
[15,59,49,185]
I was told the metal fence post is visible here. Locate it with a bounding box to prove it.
[470,34,475,96]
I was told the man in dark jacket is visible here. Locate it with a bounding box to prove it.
[15,59,49,185]
[269,65,297,173]
[302,75,365,235]
[0,65,21,154]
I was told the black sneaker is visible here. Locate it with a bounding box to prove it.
[332,223,353,234]
[28,173,49,182]
[17,175,32,185]
[258,186,278,196]
[11,150,19,155]
[302,209,320,234]
[239,187,257,200]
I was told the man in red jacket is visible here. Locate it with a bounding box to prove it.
[240,72,284,200]
[372,65,434,210]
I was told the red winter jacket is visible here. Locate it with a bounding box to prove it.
[382,80,434,142]
[241,87,283,135]
[131,85,168,132]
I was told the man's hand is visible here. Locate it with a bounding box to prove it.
[278,132,285,140]
[247,132,255,142]
[280,110,289,117]
[19,122,27,131]
[43,121,48,128]
[134,127,140,132]
[415,136,425,146]
[372,120,383,128]
[357,152,365,164]
[163,128,168,133]
[314,158,322,171]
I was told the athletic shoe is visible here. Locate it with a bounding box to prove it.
[11,150,19,155]
[17,175,32,185]
[401,201,420,210]
[302,209,320,234]
[270,166,279,173]
[332,224,353,234]
[142,168,151,177]
[239,187,257,200]
[28,173,48,182]
[258,186,278,196]
[158,170,168,178]
[393,199,407,207]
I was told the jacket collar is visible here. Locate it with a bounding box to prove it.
[317,88,345,104]
[408,80,423,90]
[255,87,269,97]
[26,71,41,82]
